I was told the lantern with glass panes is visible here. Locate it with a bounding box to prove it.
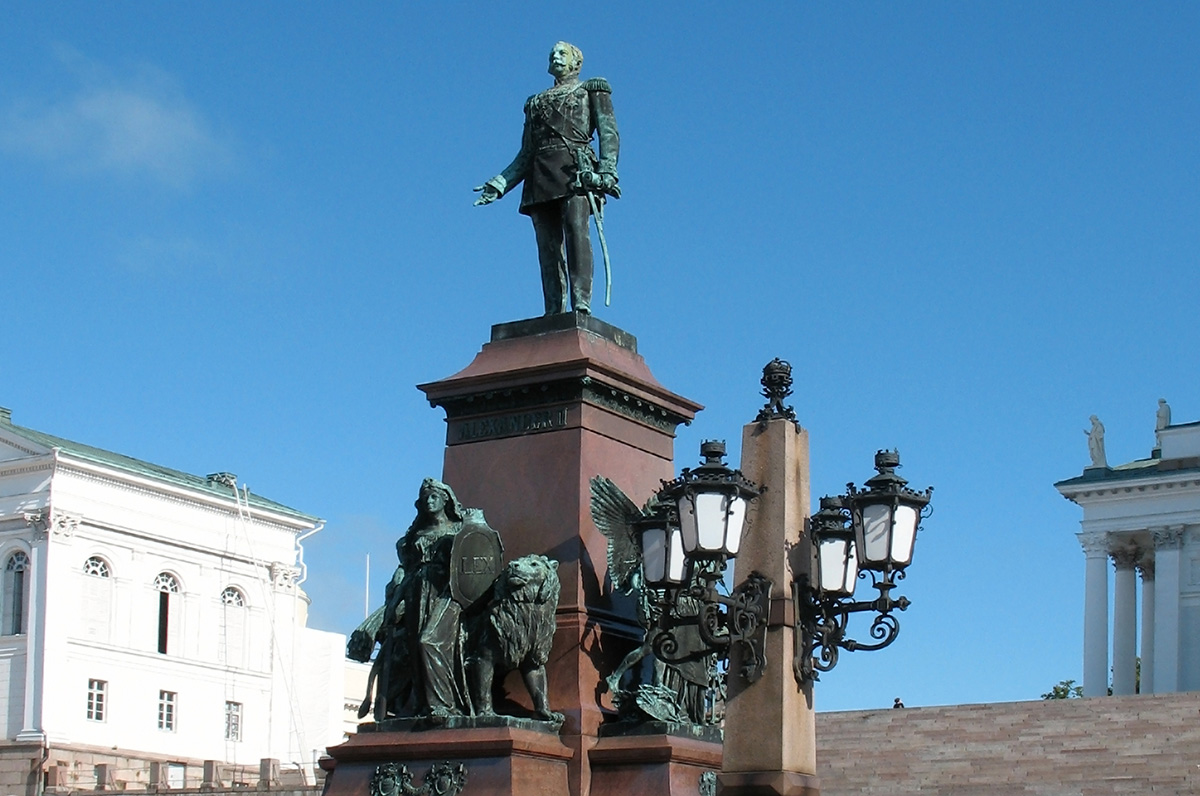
[794,450,932,684]
[636,441,773,683]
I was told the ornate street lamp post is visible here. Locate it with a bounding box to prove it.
[639,361,933,688]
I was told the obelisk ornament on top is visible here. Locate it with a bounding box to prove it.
[474,41,620,316]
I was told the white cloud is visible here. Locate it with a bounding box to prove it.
[1,47,235,188]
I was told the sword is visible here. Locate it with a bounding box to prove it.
[574,148,614,307]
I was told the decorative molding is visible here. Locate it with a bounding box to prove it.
[1153,526,1185,549]
[270,562,300,589]
[369,762,466,796]
[583,381,679,431]
[1078,532,1109,556]
[23,512,48,538]
[51,512,81,539]
[1110,546,1140,569]
[433,376,688,434]
[1137,556,1156,580]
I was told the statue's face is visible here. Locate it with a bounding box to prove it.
[548,42,576,79]
[420,488,447,515]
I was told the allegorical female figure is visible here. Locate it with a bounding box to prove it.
[394,478,471,719]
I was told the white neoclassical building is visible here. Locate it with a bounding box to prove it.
[0,407,346,792]
[1056,405,1200,697]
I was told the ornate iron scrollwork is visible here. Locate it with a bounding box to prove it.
[369,762,467,796]
[651,568,773,683]
[793,571,909,685]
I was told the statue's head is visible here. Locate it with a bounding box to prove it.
[548,41,583,80]
[415,477,464,522]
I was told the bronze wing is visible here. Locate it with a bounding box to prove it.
[589,475,643,594]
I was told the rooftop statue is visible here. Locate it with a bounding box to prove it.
[1156,398,1171,449]
[1086,415,1107,469]
[474,41,620,316]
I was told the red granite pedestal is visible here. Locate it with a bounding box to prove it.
[589,732,722,796]
[414,313,703,796]
[321,724,573,796]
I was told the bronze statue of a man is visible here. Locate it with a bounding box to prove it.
[474,41,620,316]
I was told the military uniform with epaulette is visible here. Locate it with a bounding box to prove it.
[483,76,620,315]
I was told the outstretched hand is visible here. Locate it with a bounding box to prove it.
[473,183,501,206]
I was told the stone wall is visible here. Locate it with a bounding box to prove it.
[0,744,323,796]
[815,691,1200,795]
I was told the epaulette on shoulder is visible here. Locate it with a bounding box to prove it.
[583,77,612,93]
[523,94,536,108]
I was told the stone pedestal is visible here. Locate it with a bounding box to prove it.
[321,725,572,796]
[589,732,722,796]
[719,418,820,796]
[416,313,701,796]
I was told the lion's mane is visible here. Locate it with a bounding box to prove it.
[486,555,559,670]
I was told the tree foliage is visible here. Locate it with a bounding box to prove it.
[1041,679,1084,700]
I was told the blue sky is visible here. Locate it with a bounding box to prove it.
[2,3,1197,712]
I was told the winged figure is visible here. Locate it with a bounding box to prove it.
[589,476,720,726]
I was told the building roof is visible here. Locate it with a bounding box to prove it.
[1055,455,1200,490]
[0,409,320,524]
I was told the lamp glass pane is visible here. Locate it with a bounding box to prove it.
[861,503,893,564]
[678,495,699,553]
[818,537,852,594]
[725,496,747,555]
[642,526,667,584]
[845,540,859,590]
[890,504,919,566]
[666,527,686,583]
[695,492,729,552]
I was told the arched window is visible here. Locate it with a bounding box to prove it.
[153,573,180,654]
[83,557,111,578]
[2,552,28,635]
[219,586,247,666]
[220,587,245,607]
[81,557,114,642]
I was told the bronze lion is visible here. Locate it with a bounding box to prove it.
[466,554,563,724]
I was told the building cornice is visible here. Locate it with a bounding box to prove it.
[0,454,55,479]
[1056,471,1200,504]
[56,455,319,532]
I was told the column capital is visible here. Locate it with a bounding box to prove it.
[1110,546,1140,570]
[1152,526,1184,549]
[1137,556,1155,580]
[1078,531,1109,556]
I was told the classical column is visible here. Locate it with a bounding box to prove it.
[1078,531,1110,697]
[1138,556,1155,694]
[1110,545,1139,695]
[1151,526,1183,693]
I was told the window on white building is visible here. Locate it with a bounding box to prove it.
[3,551,29,635]
[157,690,176,731]
[82,556,114,642]
[83,557,111,578]
[153,573,180,654]
[86,679,106,721]
[219,586,247,666]
[224,701,242,741]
